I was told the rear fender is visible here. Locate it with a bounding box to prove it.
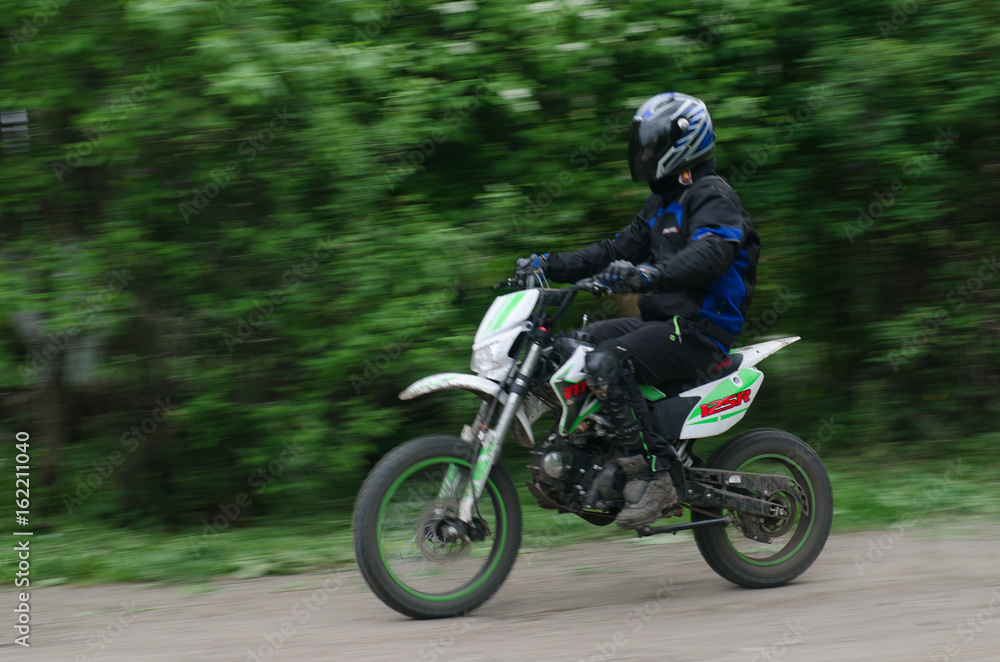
[734,336,800,369]
[399,373,547,448]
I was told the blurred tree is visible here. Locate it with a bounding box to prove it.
[0,0,996,524]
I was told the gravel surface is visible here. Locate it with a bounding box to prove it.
[3,525,1000,661]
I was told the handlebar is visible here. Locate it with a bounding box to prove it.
[493,276,612,297]
[491,276,614,330]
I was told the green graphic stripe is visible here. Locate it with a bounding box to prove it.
[687,407,749,426]
[376,457,507,601]
[639,384,667,401]
[484,292,526,335]
[565,397,600,435]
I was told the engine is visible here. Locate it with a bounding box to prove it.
[527,432,629,515]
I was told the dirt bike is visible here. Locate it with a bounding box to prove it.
[352,276,833,619]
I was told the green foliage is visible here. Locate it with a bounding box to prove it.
[0,0,997,535]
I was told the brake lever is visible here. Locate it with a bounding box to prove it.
[591,281,614,297]
[494,278,521,290]
[574,278,614,297]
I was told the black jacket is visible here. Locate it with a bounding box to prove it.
[547,160,760,349]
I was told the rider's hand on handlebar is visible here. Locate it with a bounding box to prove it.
[596,260,662,293]
[513,253,549,284]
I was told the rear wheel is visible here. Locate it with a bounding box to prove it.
[353,435,522,618]
[692,429,832,588]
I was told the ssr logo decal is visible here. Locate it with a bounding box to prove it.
[562,381,587,400]
[710,359,732,373]
[700,388,751,418]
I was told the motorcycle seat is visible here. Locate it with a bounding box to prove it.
[646,351,744,399]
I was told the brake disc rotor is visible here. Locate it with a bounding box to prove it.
[414,499,470,564]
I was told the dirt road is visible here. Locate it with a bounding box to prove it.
[3,525,1000,661]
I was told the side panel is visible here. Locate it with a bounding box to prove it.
[677,367,765,439]
[548,344,592,436]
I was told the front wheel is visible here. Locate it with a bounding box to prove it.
[692,429,833,588]
[353,435,522,619]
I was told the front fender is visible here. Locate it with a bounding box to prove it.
[399,373,545,448]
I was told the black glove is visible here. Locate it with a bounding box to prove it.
[596,260,662,293]
[514,253,549,283]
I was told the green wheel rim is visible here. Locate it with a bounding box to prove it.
[723,453,816,566]
[376,457,508,601]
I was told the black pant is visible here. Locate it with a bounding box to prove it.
[585,315,725,472]
[586,315,724,387]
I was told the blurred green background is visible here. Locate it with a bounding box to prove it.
[1,0,998,582]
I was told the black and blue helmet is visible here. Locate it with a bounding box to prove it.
[627,92,715,184]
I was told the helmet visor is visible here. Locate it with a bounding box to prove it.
[627,116,676,183]
[627,119,656,183]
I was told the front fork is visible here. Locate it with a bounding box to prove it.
[451,341,543,523]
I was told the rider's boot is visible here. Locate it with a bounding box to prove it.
[584,344,685,529]
[615,462,679,529]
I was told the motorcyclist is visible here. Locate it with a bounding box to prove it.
[515,92,760,529]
